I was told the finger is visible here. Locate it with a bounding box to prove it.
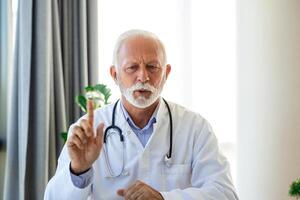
[117,189,126,197]
[96,123,104,146]
[67,134,84,150]
[80,119,93,137]
[125,181,142,199]
[87,99,94,127]
[128,186,144,200]
[137,194,146,200]
[73,126,88,144]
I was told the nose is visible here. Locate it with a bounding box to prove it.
[136,66,149,83]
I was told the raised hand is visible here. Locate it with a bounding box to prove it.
[67,100,104,174]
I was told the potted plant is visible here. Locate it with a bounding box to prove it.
[61,84,112,142]
[289,178,300,200]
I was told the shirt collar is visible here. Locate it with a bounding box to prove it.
[120,98,161,131]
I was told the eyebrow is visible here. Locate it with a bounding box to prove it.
[122,59,161,66]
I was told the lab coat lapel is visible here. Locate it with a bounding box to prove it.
[144,98,170,153]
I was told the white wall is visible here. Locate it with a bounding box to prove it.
[237,0,300,199]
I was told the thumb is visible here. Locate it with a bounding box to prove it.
[95,122,104,146]
[116,189,126,196]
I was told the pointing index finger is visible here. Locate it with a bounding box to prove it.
[87,99,94,127]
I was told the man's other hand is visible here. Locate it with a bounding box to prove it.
[117,180,164,200]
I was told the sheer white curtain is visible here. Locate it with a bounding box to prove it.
[98,0,237,183]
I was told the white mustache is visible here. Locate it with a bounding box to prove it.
[129,82,156,93]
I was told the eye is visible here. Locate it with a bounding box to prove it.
[146,63,160,72]
[125,64,138,73]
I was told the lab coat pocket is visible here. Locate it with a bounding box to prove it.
[162,164,191,190]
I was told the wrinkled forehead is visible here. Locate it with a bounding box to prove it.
[118,37,164,65]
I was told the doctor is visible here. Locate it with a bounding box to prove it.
[44,29,239,200]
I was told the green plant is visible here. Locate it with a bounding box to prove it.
[289,178,300,199]
[61,84,112,143]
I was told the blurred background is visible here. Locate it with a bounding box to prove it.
[0,0,300,199]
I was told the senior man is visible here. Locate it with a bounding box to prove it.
[44,29,239,200]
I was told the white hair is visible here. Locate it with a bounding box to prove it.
[112,29,167,68]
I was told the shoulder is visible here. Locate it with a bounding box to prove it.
[165,100,207,124]
[165,99,213,136]
[164,100,217,152]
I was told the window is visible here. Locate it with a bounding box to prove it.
[98,0,237,183]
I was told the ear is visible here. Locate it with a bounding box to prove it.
[165,64,171,79]
[110,65,118,84]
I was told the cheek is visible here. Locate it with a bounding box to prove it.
[151,74,165,87]
[117,75,135,88]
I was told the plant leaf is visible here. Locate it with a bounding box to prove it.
[94,84,111,104]
[85,85,94,92]
[289,178,300,197]
[76,95,87,113]
[61,132,68,143]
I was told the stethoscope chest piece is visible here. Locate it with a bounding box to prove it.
[164,154,172,167]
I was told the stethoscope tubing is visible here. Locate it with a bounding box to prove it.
[103,98,173,177]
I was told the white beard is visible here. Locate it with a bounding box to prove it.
[118,75,166,109]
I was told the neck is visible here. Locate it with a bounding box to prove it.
[121,96,160,128]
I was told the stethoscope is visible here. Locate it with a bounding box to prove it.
[103,98,173,178]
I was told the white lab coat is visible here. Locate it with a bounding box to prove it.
[44,99,238,200]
